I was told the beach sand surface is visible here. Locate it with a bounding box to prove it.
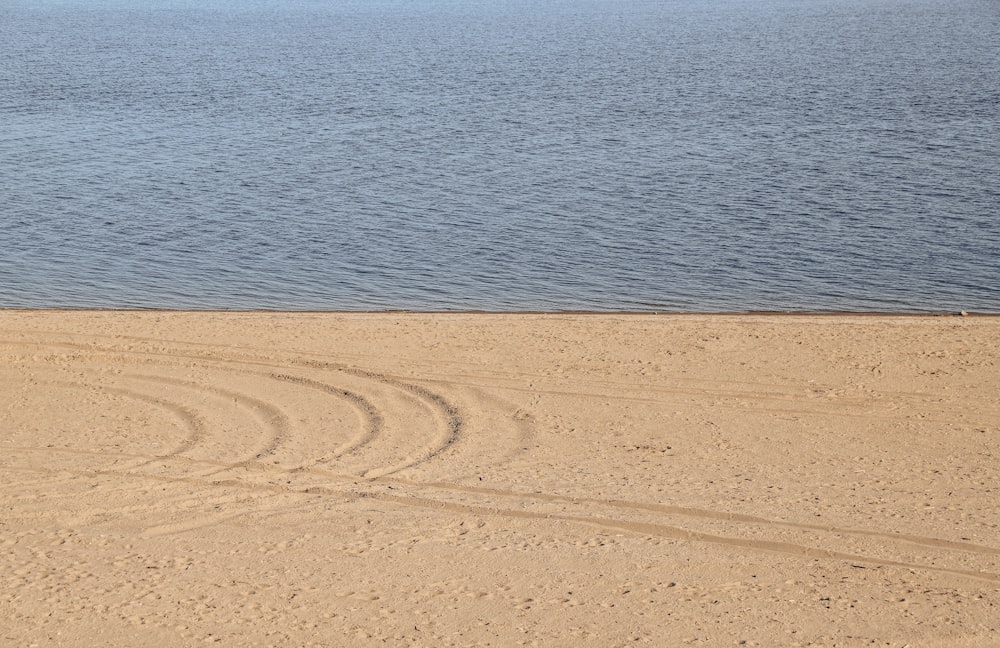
[1,311,998,646]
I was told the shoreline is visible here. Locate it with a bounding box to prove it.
[2,306,995,316]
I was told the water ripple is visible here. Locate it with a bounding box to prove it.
[2,0,999,312]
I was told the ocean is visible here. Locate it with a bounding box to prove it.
[2,0,998,312]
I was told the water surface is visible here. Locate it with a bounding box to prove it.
[2,0,998,311]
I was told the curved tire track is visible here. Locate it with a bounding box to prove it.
[4,330,997,585]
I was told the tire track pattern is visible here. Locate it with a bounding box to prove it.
[1,331,997,584]
[270,373,383,461]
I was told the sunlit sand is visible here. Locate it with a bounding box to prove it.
[2,311,997,646]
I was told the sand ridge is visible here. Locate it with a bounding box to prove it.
[1,311,998,646]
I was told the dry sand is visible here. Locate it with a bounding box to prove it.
[1,310,997,647]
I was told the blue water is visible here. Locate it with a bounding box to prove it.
[2,0,999,312]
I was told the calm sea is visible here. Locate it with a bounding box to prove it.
[2,0,998,312]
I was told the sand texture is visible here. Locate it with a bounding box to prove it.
[1,311,998,646]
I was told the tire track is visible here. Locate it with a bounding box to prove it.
[371,478,1000,557]
[350,489,1000,584]
[269,373,383,461]
[360,381,464,479]
[126,374,291,467]
[7,460,997,584]
[299,361,466,478]
[6,335,477,478]
[4,437,997,562]
[98,384,208,463]
[7,330,996,585]
[14,378,207,469]
[7,342,992,557]
[417,376,991,426]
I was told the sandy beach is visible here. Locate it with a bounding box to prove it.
[1,310,997,646]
